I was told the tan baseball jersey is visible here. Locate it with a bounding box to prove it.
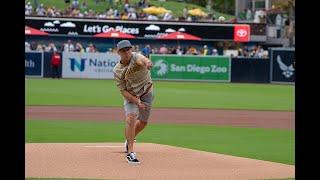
[113,52,153,97]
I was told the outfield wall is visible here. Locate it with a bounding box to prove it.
[231,58,270,83]
[25,49,295,83]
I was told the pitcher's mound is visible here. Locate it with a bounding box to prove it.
[26,143,294,180]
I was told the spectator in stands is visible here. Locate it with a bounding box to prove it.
[71,8,80,17]
[137,10,147,19]
[147,14,158,20]
[138,0,147,8]
[163,12,173,21]
[113,9,120,19]
[121,12,129,19]
[254,9,266,23]
[25,2,33,15]
[159,44,168,54]
[275,14,282,27]
[218,16,225,22]
[256,45,265,58]
[30,41,37,51]
[88,9,95,17]
[63,40,75,52]
[211,48,218,56]
[86,43,95,52]
[262,50,268,58]
[36,44,44,52]
[128,10,137,19]
[183,7,188,19]
[36,4,46,16]
[63,6,72,16]
[202,45,209,56]
[25,42,31,51]
[186,46,198,55]
[77,10,84,17]
[48,43,58,52]
[55,8,62,17]
[237,47,244,57]
[242,45,249,57]
[284,19,290,38]
[151,47,158,54]
[169,46,176,54]
[124,3,130,13]
[141,44,151,58]
[43,44,51,52]
[92,44,99,52]
[47,6,56,17]
[246,8,252,21]
[75,42,85,52]
[176,45,183,55]
[51,50,61,79]
[72,0,80,9]
[107,8,114,17]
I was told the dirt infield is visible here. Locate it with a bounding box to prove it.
[26,143,294,180]
[25,106,294,129]
[25,106,295,179]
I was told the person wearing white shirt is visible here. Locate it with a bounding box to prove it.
[25,2,32,15]
[147,14,158,20]
[163,12,172,21]
[128,12,137,19]
[63,40,75,52]
[276,14,282,27]
[253,10,262,23]
[25,42,31,51]
[36,4,46,16]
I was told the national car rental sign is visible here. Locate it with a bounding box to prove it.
[234,25,250,42]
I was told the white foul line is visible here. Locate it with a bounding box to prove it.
[84,145,123,148]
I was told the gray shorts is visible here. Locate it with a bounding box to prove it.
[124,91,154,122]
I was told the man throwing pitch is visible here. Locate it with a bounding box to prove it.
[113,40,154,164]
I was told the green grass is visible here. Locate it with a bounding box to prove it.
[26,120,295,165]
[28,0,235,20]
[25,78,295,111]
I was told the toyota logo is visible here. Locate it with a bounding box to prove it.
[236,29,247,37]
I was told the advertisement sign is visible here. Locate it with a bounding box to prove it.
[62,52,120,79]
[25,17,251,41]
[234,24,250,42]
[270,48,295,83]
[25,52,43,77]
[150,55,230,82]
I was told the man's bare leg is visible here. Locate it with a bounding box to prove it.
[135,120,148,137]
[125,113,137,153]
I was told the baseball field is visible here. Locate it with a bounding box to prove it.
[25,78,295,180]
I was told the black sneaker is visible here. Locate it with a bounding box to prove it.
[126,152,140,164]
[124,139,136,153]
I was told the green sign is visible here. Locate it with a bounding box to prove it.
[150,55,231,81]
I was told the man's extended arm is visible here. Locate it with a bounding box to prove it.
[136,55,153,70]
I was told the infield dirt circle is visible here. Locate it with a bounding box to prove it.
[25,106,295,180]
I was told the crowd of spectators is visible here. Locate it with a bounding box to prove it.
[25,40,99,53]
[25,0,228,22]
[25,40,268,58]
